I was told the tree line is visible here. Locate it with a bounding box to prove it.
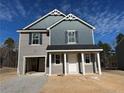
[0,38,18,68]
[98,33,124,69]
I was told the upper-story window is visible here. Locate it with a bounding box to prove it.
[67,30,77,44]
[29,33,42,45]
[32,33,40,44]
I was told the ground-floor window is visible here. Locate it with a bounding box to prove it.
[52,54,63,64]
[56,55,61,64]
[84,53,95,64]
[85,54,91,63]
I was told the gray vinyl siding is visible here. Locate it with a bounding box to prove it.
[18,33,49,74]
[51,64,64,74]
[50,20,93,45]
[85,65,94,73]
[50,60,95,74]
[79,63,94,73]
[49,52,95,75]
[29,15,64,29]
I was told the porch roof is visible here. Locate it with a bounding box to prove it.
[46,45,103,52]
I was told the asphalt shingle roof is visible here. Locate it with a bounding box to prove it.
[47,44,101,50]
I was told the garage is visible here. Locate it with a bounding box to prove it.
[25,57,45,74]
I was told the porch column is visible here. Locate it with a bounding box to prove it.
[94,54,98,73]
[64,53,67,75]
[81,53,85,75]
[97,53,102,75]
[49,53,52,76]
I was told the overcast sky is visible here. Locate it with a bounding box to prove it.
[0,0,124,46]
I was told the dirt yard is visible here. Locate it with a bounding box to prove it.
[0,67,17,81]
[0,68,124,93]
[41,71,124,93]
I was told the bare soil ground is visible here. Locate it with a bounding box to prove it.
[41,71,124,93]
[0,67,17,81]
[0,67,47,93]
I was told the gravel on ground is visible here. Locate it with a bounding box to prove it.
[0,67,17,81]
[0,75,47,93]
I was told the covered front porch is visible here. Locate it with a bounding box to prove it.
[46,45,103,76]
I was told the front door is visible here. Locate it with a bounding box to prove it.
[68,53,78,74]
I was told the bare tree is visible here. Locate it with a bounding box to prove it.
[0,45,8,68]
[0,37,18,68]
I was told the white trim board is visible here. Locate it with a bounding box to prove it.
[23,9,66,30]
[67,30,77,44]
[17,30,47,32]
[92,29,95,44]
[17,33,21,75]
[46,49,103,52]
[24,55,46,58]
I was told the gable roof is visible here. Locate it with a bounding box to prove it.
[47,14,95,30]
[23,9,66,30]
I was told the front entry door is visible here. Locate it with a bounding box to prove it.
[68,53,78,74]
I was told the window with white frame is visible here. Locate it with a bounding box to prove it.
[55,54,61,64]
[30,33,42,44]
[85,54,91,63]
[32,33,40,44]
[67,30,77,44]
[52,54,61,64]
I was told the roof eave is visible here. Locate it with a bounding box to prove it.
[46,49,103,52]
[17,29,48,32]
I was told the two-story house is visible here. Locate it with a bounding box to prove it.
[17,9,103,76]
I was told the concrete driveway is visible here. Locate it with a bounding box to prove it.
[0,75,47,93]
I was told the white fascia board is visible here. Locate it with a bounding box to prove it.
[46,49,103,52]
[23,9,66,30]
[92,29,95,44]
[17,30,47,32]
[77,18,95,30]
[70,14,95,30]
[17,33,21,75]
[50,9,66,16]
[24,55,46,58]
